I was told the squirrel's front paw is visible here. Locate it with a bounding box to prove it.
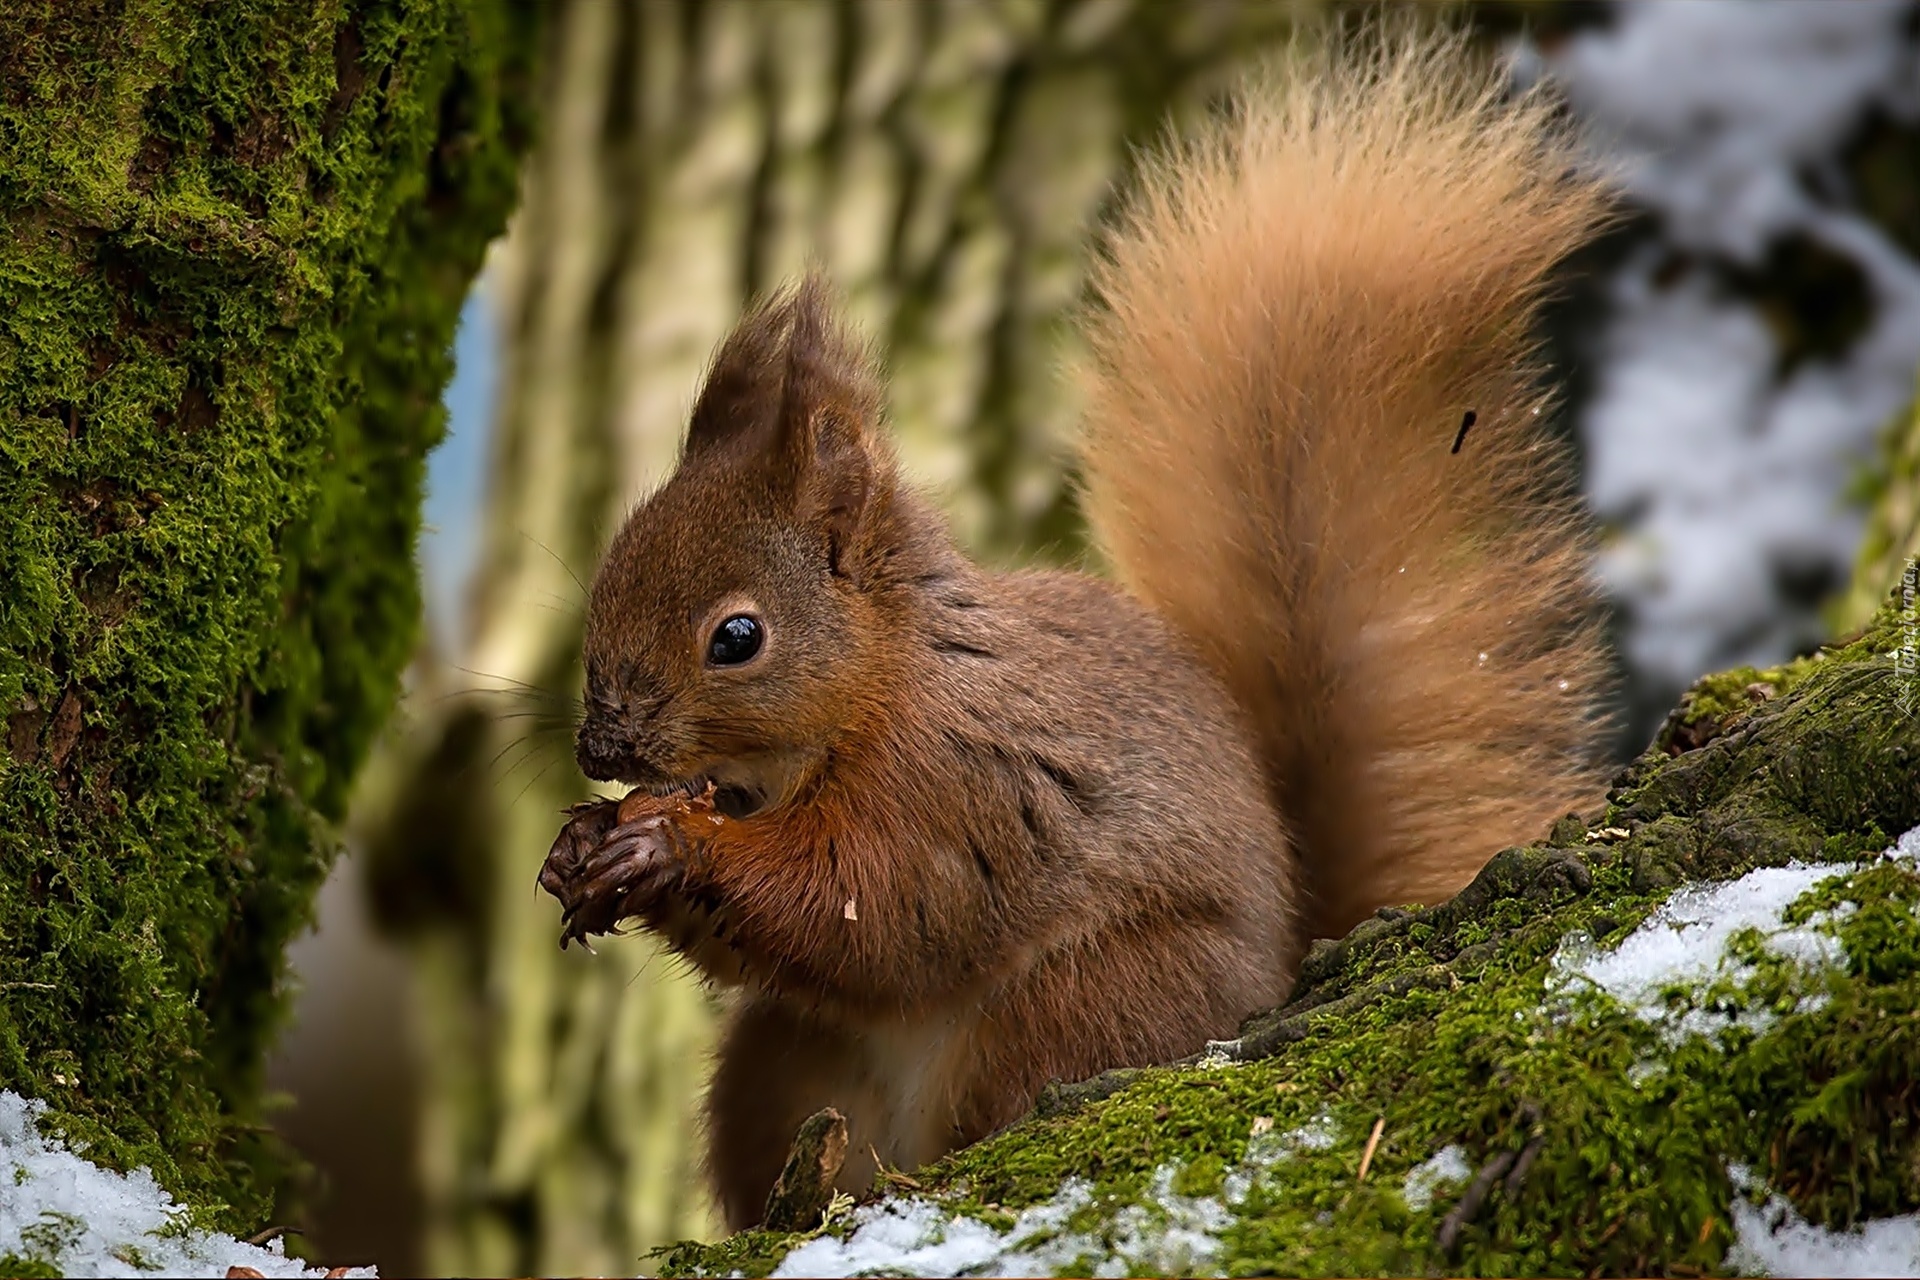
[540,786,724,950]
[539,799,620,899]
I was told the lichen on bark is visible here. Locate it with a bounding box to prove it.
[659,596,1920,1277]
[0,0,537,1228]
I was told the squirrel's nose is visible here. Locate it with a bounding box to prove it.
[575,718,636,782]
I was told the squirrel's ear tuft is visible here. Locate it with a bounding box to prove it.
[684,274,889,577]
[773,274,889,581]
[685,292,790,459]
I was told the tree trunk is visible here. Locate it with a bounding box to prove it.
[0,0,537,1229]
[362,0,1321,1272]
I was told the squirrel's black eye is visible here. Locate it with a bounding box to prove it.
[707,614,764,666]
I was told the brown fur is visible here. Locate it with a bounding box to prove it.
[575,24,1615,1230]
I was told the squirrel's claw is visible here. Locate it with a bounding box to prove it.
[543,804,711,950]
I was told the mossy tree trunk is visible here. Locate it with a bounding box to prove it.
[359,0,1331,1273]
[0,0,538,1229]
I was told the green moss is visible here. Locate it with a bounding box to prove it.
[1648,654,1824,756]
[659,601,1920,1277]
[0,0,538,1228]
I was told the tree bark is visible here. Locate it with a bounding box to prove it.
[0,0,537,1229]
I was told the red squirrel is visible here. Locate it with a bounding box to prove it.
[562,25,1615,1229]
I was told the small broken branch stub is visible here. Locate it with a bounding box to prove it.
[762,1107,851,1232]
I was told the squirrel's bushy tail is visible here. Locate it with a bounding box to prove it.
[1077,22,1616,943]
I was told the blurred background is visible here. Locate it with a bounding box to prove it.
[259,0,1920,1274]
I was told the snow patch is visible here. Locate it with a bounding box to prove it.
[0,1091,375,1278]
[1090,1166,1232,1278]
[768,1165,1234,1278]
[770,1187,1095,1280]
[1726,1164,1920,1278]
[1549,861,1849,1042]
[1401,1145,1473,1214]
[1549,826,1918,1044]
[768,1172,1180,1279]
[772,1113,1339,1278]
[1225,1110,1338,1206]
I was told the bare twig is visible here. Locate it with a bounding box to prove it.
[1504,1133,1546,1197]
[1357,1116,1386,1181]
[1437,1149,1516,1258]
[870,1143,923,1192]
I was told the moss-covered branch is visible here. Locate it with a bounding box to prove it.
[662,597,1920,1277]
[0,0,537,1227]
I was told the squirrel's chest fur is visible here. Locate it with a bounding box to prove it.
[715,567,1299,1003]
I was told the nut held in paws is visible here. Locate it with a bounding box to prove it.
[539,783,725,949]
